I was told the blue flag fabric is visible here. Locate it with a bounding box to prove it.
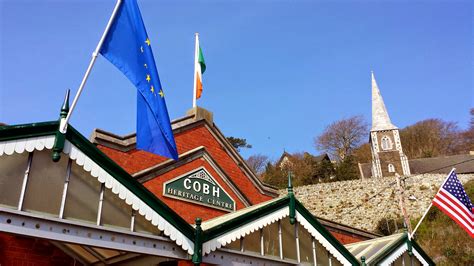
[100,0,178,160]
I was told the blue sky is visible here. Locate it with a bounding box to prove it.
[0,0,472,161]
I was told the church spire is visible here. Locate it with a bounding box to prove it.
[371,71,397,131]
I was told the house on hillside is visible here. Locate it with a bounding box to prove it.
[276,151,333,182]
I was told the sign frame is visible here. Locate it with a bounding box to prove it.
[163,167,236,212]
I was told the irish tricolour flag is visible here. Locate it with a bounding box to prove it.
[194,33,206,100]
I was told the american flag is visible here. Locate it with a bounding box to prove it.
[432,170,474,238]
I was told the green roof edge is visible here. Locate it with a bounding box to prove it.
[0,121,195,239]
[411,240,435,265]
[295,200,360,265]
[202,196,290,241]
[370,233,435,265]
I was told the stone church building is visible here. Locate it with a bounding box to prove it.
[360,73,474,179]
[369,72,411,178]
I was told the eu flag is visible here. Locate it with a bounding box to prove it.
[100,0,178,160]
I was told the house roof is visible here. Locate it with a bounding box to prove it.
[316,216,382,241]
[276,151,330,167]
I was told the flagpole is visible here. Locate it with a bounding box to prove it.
[410,168,456,239]
[192,33,199,108]
[60,0,123,133]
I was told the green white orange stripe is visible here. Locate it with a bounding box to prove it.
[193,33,206,106]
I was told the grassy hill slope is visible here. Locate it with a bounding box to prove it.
[414,180,474,265]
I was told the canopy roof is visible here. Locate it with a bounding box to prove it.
[345,232,434,265]
[0,120,360,265]
[0,121,195,254]
[200,194,360,265]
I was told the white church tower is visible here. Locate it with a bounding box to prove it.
[370,72,411,178]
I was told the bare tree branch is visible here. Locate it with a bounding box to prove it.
[314,116,368,161]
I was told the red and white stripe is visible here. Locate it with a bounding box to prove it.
[433,188,474,238]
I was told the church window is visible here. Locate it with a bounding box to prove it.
[388,164,395,173]
[381,135,392,150]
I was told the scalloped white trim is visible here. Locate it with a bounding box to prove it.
[413,248,430,266]
[379,243,407,266]
[296,212,352,266]
[379,243,429,266]
[202,207,289,254]
[0,136,55,155]
[202,207,352,266]
[0,136,194,255]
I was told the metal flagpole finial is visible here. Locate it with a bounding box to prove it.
[53,89,71,162]
[60,89,71,118]
[59,89,71,133]
[287,171,296,224]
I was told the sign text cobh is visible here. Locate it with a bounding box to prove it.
[163,169,235,212]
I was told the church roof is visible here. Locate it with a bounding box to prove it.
[358,153,474,178]
[409,154,474,174]
[371,72,398,131]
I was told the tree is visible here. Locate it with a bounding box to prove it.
[261,152,335,188]
[333,155,359,181]
[226,136,252,151]
[262,162,287,188]
[352,143,372,163]
[246,154,269,176]
[400,119,463,159]
[312,159,335,182]
[289,153,318,186]
[315,116,368,161]
[462,108,474,152]
[471,108,474,128]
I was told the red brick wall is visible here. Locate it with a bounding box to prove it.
[173,125,272,204]
[0,232,80,266]
[98,123,273,208]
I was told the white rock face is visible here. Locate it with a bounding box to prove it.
[280,174,474,232]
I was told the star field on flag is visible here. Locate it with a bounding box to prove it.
[99,0,178,160]
[432,170,474,238]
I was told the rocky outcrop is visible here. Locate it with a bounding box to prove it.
[281,174,474,232]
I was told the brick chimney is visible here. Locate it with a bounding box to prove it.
[186,106,214,125]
